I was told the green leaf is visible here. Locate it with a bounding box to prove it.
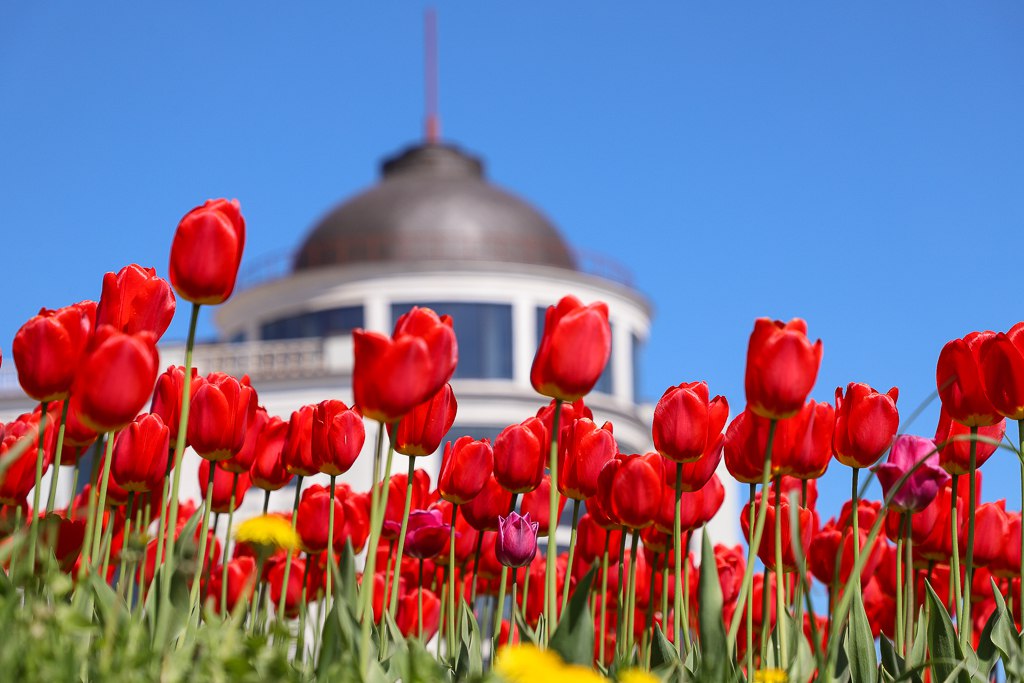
[454,598,482,679]
[879,635,902,679]
[988,578,1022,663]
[548,566,596,666]
[696,530,730,682]
[845,586,877,683]
[649,623,679,673]
[923,582,970,683]
[787,611,815,683]
[338,539,358,606]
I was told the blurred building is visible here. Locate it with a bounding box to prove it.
[0,138,739,546]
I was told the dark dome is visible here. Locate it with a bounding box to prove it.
[294,143,576,271]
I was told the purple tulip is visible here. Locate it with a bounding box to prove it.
[874,434,950,513]
[495,512,539,568]
[404,509,451,560]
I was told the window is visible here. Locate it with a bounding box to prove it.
[260,305,364,341]
[391,302,513,379]
[535,306,613,395]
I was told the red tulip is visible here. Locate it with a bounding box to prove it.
[169,198,245,305]
[150,366,204,446]
[206,556,256,615]
[535,398,593,447]
[596,453,663,530]
[724,408,774,484]
[494,417,547,494]
[715,544,745,605]
[381,469,432,539]
[433,499,480,564]
[268,555,305,619]
[313,400,365,476]
[520,475,566,536]
[745,318,823,420]
[249,416,291,491]
[110,413,170,493]
[576,513,623,566]
[396,587,441,639]
[462,475,513,532]
[654,473,724,534]
[187,372,258,462]
[0,413,52,505]
[387,383,457,456]
[12,301,96,401]
[438,436,493,505]
[973,500,1010,569]
[934,407,1005,475]
[198,459,251,514]
[664,440,724,493]
[774,399,834,479]
[71,325,159,433]
[39,512,87,573]
[991,510,1021,579]
[95,264,176,339]
[980,322,1024,420]
[809,500,885,586]
[530,295,611,402]
[937,331,1003,427]
[47,399,98,466]
[558,418,617,500]
[334,485,372,554]
[740,490,816,572]
[282,405,317,477]
[222,406,269,475]
[353,307,457,423]
[833,383,899,469]
[653,381,729,464]
[296,484,344,554]
[863,574,897,639]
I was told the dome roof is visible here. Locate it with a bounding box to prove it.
[294,143,576,272]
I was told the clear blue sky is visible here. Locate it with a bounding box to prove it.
[2,3,1022,520]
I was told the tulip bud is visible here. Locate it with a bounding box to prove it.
[198,459,251,514]
[437,436,493,505]
[387,383,457,457]
[520,475,566,536]
[150,366,204,446]
[282,405,317,477]
[404,509,451,560]
[558,418,616,500]
[494,417,547,494]
[833,383,899,469]
[222,407,269,475]
[249,416,292,491]
[933,407,1005,476]
[206,556,256,615]
[96,264,176,339]
[530,295,611,402]
[937,331,1003,427]
[13,301,96,402]
[71,325,159,433]
[496,512,539,568]
[188,373,258,462]
[980,322,1024,420]
[295,485,344,554]
[110,413,170,493]
[462,475,513,532]
[169,199,245,305]
[312,400,365,476]
[745,318,823,420]
[0,413,52,505]
[595,453,663,530]
[874,434,949,513]
[653,381,729,464]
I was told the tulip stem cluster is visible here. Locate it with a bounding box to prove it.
[44,399,70,515]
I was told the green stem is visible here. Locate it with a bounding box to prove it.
[26,401,49,569]
[153,453,173,569]
[247,556,266,634]
[560,498,581,614]
[278,475,304,622]
[851,467,860,586]
[745,482,754,677]
[45,400,70,514]
[418,559,425,640]
[509,567,519,648]
[187,460,218,618]
[726,419,778,659]
[625,530,641,662]
[660,544,669,640]
[644,552,659,669]
[88,431,116,565]
[905,512,914,649]
[157,302,200,642]
[116,493,136,596]
[219,472,240,615]
[682,531,692,648]
[673,462,684,659]
[387,455,416,619]
[68,459,82,517]
[75,440,103,582]
[961,427,978,648]
[544,398,563,641]
[773,477,787,667]
[296,557,312,662]
[598,539,609,666]
[492,562,509,658]
[326,474,337,614]
[895,515,905,654]
[446,504,459,661]
[950,474,963,630]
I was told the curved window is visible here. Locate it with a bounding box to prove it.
[260,305,364,341]
[392,302,513,379]
[535,306,613,395]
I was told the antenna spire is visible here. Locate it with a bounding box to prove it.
[424,7,440,143]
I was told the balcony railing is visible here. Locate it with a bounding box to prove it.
[157,337,349,382]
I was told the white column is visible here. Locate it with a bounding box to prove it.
[364,294,389,333]
[612,320,632,405]
[512,296,536,389]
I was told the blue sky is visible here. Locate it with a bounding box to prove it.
[2,3,1023,519]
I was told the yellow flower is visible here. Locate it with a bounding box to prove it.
[495,645,608,682]
[618,670,659,683]
[234,514,298,552]
[753,670,788,683]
